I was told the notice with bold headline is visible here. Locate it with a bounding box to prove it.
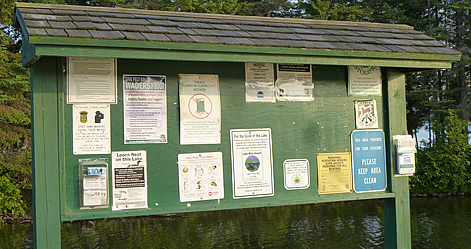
[317,153,352,194]
[231,129,274,199]
[73,104,111,155]
[123,75,167,144]
[111,151,148,211]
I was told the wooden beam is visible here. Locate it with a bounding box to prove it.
[30,44,454,70]
[383,70,412,249]
[31,57,62,248]
[28,36,461,63]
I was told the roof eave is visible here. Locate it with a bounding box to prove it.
[23,36,461,69]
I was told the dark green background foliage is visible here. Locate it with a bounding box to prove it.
[410,111,471,193]
[1,0,471,220]
[1,1,30,221]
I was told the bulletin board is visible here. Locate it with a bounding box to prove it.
[60,59,391,221]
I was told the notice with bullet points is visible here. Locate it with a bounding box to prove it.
[123,75,167,144]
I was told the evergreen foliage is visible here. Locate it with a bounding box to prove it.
[0,1,30,223]
[410,111,471,193]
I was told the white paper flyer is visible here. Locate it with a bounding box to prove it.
[73,104,111,155]
[231,129,274,199]
[178,152,224,202]
[111,151,148,211]
[179,74,221,144]
[67,57,117,104]
[276,64,314,101]
[283,159,310,190]
[245,62,275,102]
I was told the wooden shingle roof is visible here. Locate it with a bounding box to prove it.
[14,3,461,69]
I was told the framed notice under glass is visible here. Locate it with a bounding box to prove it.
[348,66,381,96]
[67,57,117,104]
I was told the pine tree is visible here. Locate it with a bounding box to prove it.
[0,0,30,222]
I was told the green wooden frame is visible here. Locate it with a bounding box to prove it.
[20,36,458,69]
[30,58,413,248]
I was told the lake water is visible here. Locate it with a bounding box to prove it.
[1,197,470,248]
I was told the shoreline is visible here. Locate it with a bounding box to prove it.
[411,192,471,197]
[2,192,470,224]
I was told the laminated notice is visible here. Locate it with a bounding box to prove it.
[178,152,224,202]
[245,62,275,102]
[276,64,314,101]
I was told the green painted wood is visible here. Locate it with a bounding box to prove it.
[62,192,396,221]
[13,8,41,67]
[14,12,40,68]
[57,58,68,218]
[28,36,461,64]
[31,57,62,248]
[31,44,454,70]
[383,70,412,249]
[27,54,415,249]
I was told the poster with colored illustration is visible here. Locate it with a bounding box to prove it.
[230,129,274,199]
[355,99,378,129]
[73,104,111,155]
[179,74,221,145]
[178,152,224,202]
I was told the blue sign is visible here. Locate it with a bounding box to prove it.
[351,130,387,193]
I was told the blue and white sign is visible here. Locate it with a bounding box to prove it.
[351,130,387,193]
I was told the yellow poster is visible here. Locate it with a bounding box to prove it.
[317,153,352,194]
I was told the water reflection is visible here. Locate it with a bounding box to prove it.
[1,197,471,248]
[59,201,385,249]
[411,197,471,249]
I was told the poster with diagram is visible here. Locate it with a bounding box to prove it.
[231,129,274,199]
[178,152,224,202]
[179,74,221,144]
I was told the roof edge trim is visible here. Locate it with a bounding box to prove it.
[28,36,463,63]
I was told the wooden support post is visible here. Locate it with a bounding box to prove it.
[31,57,62,248]
[383,70,412,249]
